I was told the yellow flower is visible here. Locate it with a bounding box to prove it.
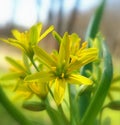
[1,23,54,58]
[13,81,49,101]
[25,32,98,105]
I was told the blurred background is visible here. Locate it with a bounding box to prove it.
[0,0,120,69]
[0,0,120,125]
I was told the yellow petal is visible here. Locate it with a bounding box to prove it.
[33,46,57,68]
[24,71,54,83]
[39,25,54,41]
[58,32,70,65]
[29,23,42,45]
[67,74,93,85]
[68,48,98,72]
[35,23,42,38]
[12,90,33,101]
[28,82,48,99]
[69,33,81,55]
[54,78,66,105]
[8,38,26,51]
[11,29,21,41]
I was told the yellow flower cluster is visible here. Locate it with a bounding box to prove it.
[1,23,98,105]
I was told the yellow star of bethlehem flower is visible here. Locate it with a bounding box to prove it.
[0,23,54,58]
[25,32,98,105]
[2,56,49,101]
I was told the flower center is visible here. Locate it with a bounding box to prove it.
[55,66,67,79]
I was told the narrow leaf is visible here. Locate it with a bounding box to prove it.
[0,86,33,125]
[79,0,106,118]
[85,0,106,40]
[81,40,113,125]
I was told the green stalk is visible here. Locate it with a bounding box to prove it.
[68,84,79,125]
[68,85,75,125]
[0,86,33,125]
[45,98,66,125]
[81,41,113,125]
[30,57,39,72]
[58,105,69,125]
[46,105,64,125]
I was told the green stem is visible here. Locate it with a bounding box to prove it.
[98,108,104,125]
[58,104,69,125]
[0,86,33,125]
[68,84,78,125]
[30,57,39,72]
[45,94,69,125]
[68,85,74,125]
[45,100,62,125]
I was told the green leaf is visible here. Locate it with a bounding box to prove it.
[22,101,46,111]
[81,40,113,125]
[79,0,106,118]
[85,0,106,41]
[0,86,33,125]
